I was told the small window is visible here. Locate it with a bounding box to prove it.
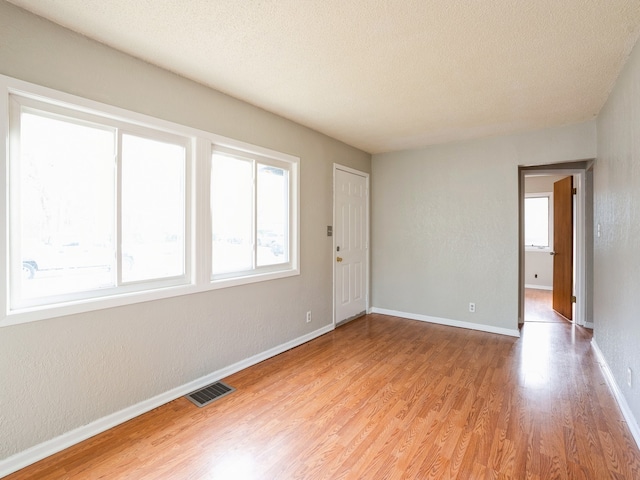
[211,147,293,280]
[524,194,551,248]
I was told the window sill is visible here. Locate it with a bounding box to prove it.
[1,268,300,328]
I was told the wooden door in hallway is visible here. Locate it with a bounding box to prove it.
[334,166,368,325]
[552,176,573,320]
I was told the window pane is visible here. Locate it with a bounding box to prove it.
[121,134,185,282]
[18,111,116,299]
[211,153,253,275]
[524,197,549,247]
[257,164,289,266]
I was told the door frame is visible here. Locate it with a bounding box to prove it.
[519,163,592,328]
[332,163,370,327]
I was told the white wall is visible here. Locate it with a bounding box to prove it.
[0,1,371,466]
[595,35,640,432]
[524,250,554,288]
[371,123,596,334]
[523,174,566,289]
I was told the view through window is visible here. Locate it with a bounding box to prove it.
[524,195,550,248]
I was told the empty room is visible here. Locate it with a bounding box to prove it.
[2,1,640,478]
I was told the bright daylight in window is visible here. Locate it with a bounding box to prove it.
[2,76,299,324]
[524,195,550,248]
[211,148,290,279]
[12,102,187,309]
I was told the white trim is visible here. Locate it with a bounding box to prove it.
[0,323,334,478]
[591,339,640,450]
[332,164,370,327]
[370,307,520,338]
[573,172,587,327]
[524,284,553,290]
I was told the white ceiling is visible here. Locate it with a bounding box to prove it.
[8,0,640,154]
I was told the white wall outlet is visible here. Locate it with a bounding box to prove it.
[628,367,632,387]
[306,311,312,323]
[469,303,476,313]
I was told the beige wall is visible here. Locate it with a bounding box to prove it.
[371,122,596,333]
[0,1,370,464]
[595,35,640,428]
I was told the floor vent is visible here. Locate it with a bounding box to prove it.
[186,381,235,408]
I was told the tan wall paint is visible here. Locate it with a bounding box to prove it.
[371,122,596,332]
[0,2,370,462]
[595,35,640,427]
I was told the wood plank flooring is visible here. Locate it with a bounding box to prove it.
[7,314,640,479]
[525,288,569,323]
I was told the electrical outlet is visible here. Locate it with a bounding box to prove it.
[306,311,312,323]
[628,367,633,387]
[469,303,476,313]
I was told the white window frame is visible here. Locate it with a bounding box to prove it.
[9,96,193,311]
[524,192,553,252]
[0,74,300,327]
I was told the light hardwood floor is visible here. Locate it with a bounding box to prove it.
[7,314,640,479]
[524,288,569,323]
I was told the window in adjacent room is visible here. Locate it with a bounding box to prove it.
[524,194,551,249]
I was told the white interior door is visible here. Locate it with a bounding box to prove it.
[334,166,368,325]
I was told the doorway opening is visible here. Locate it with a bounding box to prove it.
[518,161,594,329]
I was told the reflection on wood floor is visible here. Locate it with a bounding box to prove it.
[6,314,639,479]
[525,288,570,323]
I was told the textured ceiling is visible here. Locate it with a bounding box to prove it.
[7,0,640,154]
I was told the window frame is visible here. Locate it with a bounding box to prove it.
[0,74,300,327]
[524,192,553,251]
[210,145,295,283]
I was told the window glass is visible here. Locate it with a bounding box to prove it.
[18,110,116,299]
[524,196,549,247]
[121,134,185,282]
[211,150,292,278]
[211,153,253,275]
[10,100,189,311]
[257,164,289,266]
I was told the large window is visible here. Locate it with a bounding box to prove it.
[524,194,552,249]
[1,75,299,325]
[10,99,189,310]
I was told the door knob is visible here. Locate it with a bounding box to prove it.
[550,251,557,256]
[336,257,343,262]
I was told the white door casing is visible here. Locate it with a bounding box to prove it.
[334,165,369,325]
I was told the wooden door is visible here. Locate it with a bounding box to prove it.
[552,176,573,320]
[334,168,368,325]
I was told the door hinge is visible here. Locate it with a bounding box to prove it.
[571,295,576,303]
[572,188,577,195]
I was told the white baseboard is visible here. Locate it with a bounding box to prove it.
[370,307,520,338]
[591,339,640,450]
[524,284,553,290]
[0,324,334,479]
